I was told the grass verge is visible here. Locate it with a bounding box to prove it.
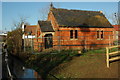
[25,49,79,79]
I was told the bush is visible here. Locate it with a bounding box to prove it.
[6,28,23,55]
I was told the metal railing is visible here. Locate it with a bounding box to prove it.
[4,49,13,80]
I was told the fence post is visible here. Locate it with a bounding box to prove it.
[106,47,109,68]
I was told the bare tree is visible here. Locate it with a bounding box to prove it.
[38,2,61,20]
[39,4,50,20]
[12,16,30,29]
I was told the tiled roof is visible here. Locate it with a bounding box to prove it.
[113,25,120,31]
[51,8,113,28]
[24,25,37,35]
[38,21,54,32]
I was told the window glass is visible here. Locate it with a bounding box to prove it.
[101,30,104,39]
[70,30,73,39]
[75,30,78,39]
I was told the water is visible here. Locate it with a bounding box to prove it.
[14,67,36,78]
[7,53,40,79]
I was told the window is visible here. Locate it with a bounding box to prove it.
[70,30,78,39]
[97,31,99,39]
[97,30,104,39]
[75,30,78,39]
[101,30,104,39]
[70,30,73,39]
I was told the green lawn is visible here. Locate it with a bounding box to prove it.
[50,48,119,78]
[24,47,119,79]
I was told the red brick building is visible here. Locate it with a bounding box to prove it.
[34,21,54,51]
[112,25,120,45]
[34,3,115,51]
[113,25,120,40]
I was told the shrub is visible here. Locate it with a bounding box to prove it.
[6,28,23,55]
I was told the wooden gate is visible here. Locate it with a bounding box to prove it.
[106,45,120,68]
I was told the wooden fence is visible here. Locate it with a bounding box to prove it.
[106,45,120,68]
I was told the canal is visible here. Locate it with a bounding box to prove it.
[2,50,41,80]
[0,43,2,80]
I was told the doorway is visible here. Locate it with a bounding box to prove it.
[44,34,53,49]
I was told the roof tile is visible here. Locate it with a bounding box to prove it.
[51,8,113,28]
[38,21,54,32]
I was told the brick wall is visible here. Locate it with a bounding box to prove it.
[47,11,59,30]
[53,27,115,50]
[33,11,115,51]
[33,27,115,51]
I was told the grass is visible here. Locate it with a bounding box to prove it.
[109,47,119,53]
[81,48,106,57]
[24,47,119,79]
[82,47,119,56]
[25,49,79,79]
[50,48,119,78]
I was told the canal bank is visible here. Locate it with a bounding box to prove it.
[0,45,2,79]
[2,49,41,80]
[0,53,2,79]
[2,47,79,80]
[8,53,37,79]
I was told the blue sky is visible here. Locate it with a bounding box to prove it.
[0,2,2,31]
[1,2,118,31]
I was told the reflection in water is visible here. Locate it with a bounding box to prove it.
[7,54,41,79]
[34,72,42,80]
[18,69,35,78]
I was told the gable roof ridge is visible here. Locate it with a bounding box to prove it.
[50,7,113,28]
[52,7,101,13]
